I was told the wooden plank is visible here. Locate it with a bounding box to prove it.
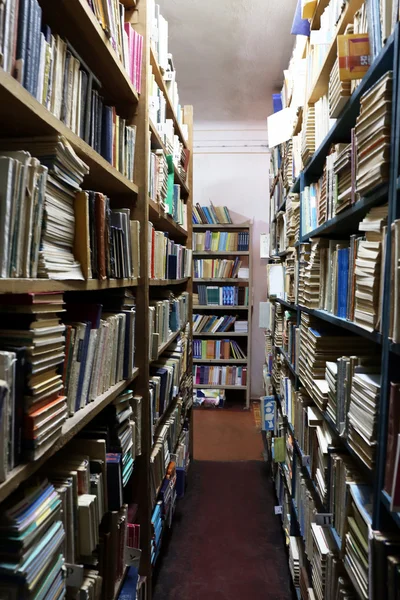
[0,370,139,503]
[0,278,138,294]
[149,47,189,149]
[0,70,139,196]
[149,278,189,286]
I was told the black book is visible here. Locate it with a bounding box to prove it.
[15,0,29,83]
[106,453,123,511]
[88,191,98,278]
[23,0,34,92]
[167,254,177,280]
[96,94,103,154]
[79,69,88,139]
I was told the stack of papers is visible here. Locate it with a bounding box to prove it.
[348,372,381,468]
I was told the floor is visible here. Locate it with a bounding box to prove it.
[152,408,294,600]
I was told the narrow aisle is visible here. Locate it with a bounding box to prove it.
[153,409,294,600]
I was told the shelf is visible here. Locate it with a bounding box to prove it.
[152,327,186,362]
[193,251,249,256]
[193,305,249,310]
[307,0,364,104]
[193,223,251,230]
[0,278,138,294]
[0,70,139,197]
[41,0,139,107]
[301,184,389,241]
[148,197,188,239]
[193,359,248,364]
[149,278,189,287]
[193,384,247,390]
[299,305,383,344]
[302,29,395,179]
[193,332,248,337]
[150,48,188,149]
[0,369,139,503]
[272,298,298,311]
[149,119,190,196]
[193,278,249,283]
[275,347,298,377]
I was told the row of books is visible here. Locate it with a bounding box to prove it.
[0,287,137,481]
[148,149,188,229]
[192,339,247,360]
[192,314,248,334]
[87,2,144,93]
[194,285,249,307]
[193,365,247,386]
[192,202,233,225]
[149,292,189,360]
[193,230,249,252]
[148,223,192,280]
[193,258,245,279]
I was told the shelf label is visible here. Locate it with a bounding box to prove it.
[274,505,283,515]
[261,396,275,431]
[125,546,142,568]
[65,563,84,588]
[315,513,333,527]
[302,455,310,467]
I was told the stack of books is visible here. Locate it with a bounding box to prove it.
[348,372,381,468]
[329,453,364,540]
[0,291,66,471]
[192,339,246,360]
[0,136,89,280]
[0,480,66,599]
[148,224,192,279]
[149,149,169,210]
[192,203,233,224]
[355,72,393,196]
[310,523,335,600]
[334,143,353,214]
[193,257,243,279]
[344,484,373,598]
[390,219,400,342]
[192,314,236,333]
[195,285,249,306]
[354,205,388,331]
[328,58,352,118]
[300,105,315,166]
[194,365,247,386]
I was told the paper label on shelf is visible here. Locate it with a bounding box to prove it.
[267,107,297,148]
[259,302,271,329]
[65,564,84,588]
[125,546,142,568]
[260,396,275,431]
[274,505,283,515]
[260,233,270,258]
[302,455,311,467]
[315,513,333,526]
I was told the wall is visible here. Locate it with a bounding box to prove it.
[193,122,270,399]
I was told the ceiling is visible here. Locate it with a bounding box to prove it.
[157,0,298,123]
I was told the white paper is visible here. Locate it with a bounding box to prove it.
[267,264,284,298]
[259,302,271,329]
[267,107,297,148]
[260,233,270,258]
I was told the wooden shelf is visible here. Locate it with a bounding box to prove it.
[149,120,190,196]
[193,251,249,256]
[193,223,251,230]
[150,48,188,150]
[193,384,247,390]
[310,0,330,30]
[148,197,189,239]
[193,332,248,337]
[40,0,139,107]
[0,70,139,197]
[149,278,189,287]
[193,359,248,364]
[193,305,249,310]
[193,278,249,283]
[0,278,138,295]
[299,305,382,344]
[307,0,364,104]
[0,369,139,503]
[152,326,187,362]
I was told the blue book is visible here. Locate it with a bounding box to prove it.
[118,566,139,600]
[337,248,349,319]
[272,93,282,113]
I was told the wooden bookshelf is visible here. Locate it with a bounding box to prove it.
[0,369,139,504]
[193,222,252,408]
[0,0,194,596]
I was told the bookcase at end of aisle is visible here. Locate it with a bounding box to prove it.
[265,17,400,600]
[193,222,252,408]
[0,0,194,598]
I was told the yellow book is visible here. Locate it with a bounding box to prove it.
[337,34,370,81]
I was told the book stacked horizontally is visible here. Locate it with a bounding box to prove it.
[329,453,364,540]
[0,480,65,599]
[334,143,352,214]
[297,243,311,305]
[288,537,303,588]
[318,166,328,226]
[301,238,327,309]
[325,361,338,423]
[354,205,388,331]
[344,484,372,598]
[0,136,89,280]
[301,105,316,166]
[0,292,66,474]
[355,72,393,196]
[328,57,351,118]
[273,303,283,347]
[348,372,381,468]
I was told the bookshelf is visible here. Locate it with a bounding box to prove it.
[192,222,252,408]
[266,5,400,598]
[0,1,193,598]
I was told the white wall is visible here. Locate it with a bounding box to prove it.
[194,122,270,398]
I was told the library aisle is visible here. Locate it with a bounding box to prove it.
[153,410,293,600]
